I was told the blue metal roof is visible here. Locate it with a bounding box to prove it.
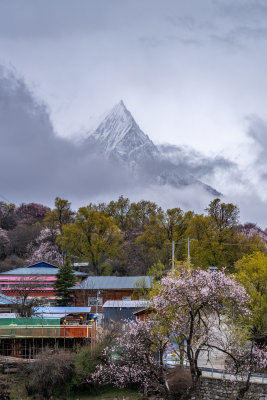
[35,307,91,314]
[0,293,17,305]
[0,313,66,319]
[0,261,85,276]
[28,262,58,269]
[71,276,153,290]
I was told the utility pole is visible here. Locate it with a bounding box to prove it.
[171,238,193,269]
[187,238,190,260]
[172,241,175,270]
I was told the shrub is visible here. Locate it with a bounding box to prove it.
[25,350,74,399]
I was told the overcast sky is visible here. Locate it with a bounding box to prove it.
[1,0,267,225]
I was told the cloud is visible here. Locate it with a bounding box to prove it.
[210,115,267,227]
[158,144,235,180]
[0,67,133,205]
[246,115,267,153]
[244,116,267,186]
[2,65,267,228]
[219,1,267,22]
[0,66,227,210]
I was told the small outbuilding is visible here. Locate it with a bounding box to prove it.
[103,300,149,326]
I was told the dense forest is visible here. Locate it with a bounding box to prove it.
[0,196,266,275]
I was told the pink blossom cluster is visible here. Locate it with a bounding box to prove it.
[241,223,267,246]
[0,227,10,255]
[152,269,251,373]
[226,343,267,377]
[153,269,249,338]
[16,203,50,224]
[92,319,167,393]
[0,228,9,246]
[153,269,249,315]
[27,227,63,265]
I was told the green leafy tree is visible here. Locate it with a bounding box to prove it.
[147,261,166,281]
[106,195,131,230]
[235,251,267,335]
[54,259,77,306]
[44,197,74,233]
[106,197,161,231]
[136,208,193,269]
[58,207,121,273]
[0,202,17,230]
[186,201,265,271]
[206,198,239,231]
[128,200,161,230]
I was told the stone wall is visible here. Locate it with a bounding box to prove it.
[190,377,267,400]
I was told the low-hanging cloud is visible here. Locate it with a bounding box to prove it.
[158,143,235,180]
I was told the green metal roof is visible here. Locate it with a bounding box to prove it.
[0,318,60,326]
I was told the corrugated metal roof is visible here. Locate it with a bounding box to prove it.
[35,307,91,314]
[73,262,89,267]
[103,300,149,308]
[0,267,85,276]
[0,313,70,319]
[71,276,153,290]
[36,314,68,319]
[0,262,59,275]
[0,313,17,318]
[0,294,17,304]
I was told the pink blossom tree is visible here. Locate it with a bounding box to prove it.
[152,269,266,399]
[27,227,63,265]
[92,319,171,398]
[0,227,10,259]
[16,202,50,225]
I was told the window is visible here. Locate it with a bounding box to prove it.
[88,297,103,306]
[122,296,131,301]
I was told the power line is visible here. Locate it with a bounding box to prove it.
[0,193,10,203]
[171,237,265,268]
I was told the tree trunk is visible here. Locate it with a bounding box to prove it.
[181,352,201,399]
[162,376,172,400]
[158,355,172,400]
[236,372,251,400]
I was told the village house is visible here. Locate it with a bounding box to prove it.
[71,275,153,324]
[0,261,86,304]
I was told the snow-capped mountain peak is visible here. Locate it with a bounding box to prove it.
[85,101,220,196]
[86,100,159,162]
